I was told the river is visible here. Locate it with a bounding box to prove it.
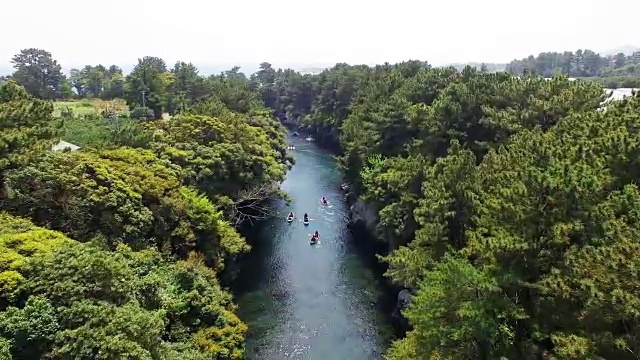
[234,134,393,359]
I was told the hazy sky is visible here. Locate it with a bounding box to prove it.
[0,0,638,72]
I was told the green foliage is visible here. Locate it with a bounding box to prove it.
[583,76,640,89]
[387,255,513,359]
[165,61,208,114]
[0,80,59,181]
[124,57,169,119]
[258,60,640,358]
[205,68,262,114]
[151,108,287,224]
[69,65,125,99]
[60,113,151,149]
[0,212,71,302]
[131,106,155,120]
[0,62,287,359]
[0,337,10,359]
[10,48,72,100]
[506,48,640,78]
[11,47,640,358]
[3,147,248,269]
[0,221,247,359]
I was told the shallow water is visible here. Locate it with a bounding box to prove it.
[234,135,392,359]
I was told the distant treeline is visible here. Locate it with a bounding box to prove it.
[505,48,640,78]
[2,47,640,104]
[445,48,640,88]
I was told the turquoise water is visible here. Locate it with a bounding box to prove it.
[234,135,392,359]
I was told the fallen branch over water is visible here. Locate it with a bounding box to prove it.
[230,183,281,226]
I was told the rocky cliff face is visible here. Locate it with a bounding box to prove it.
[391,289,413,332]
[342,188,412,334]
[349,198,378,234]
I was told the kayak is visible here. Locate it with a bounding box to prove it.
[303,219,309,226]
[310,238,318,245]
[287,216,294,223]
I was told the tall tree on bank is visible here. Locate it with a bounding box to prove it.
[251,62,278,108]
[0,80,59,195]
[165,61,207,114]
[70,65,125,99]
[10,48,71,100]
[102,65,125,99]
[124,57,168,119]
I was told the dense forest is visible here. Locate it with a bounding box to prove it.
[0,49,289,359]
[2,46,640,359]
[254,61,640,358]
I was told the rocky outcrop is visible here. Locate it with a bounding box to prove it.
[391,289,413,333]
[349,198,378,233]
[340,183,377,234]
[340,183,412,335]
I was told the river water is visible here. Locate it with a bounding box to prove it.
[234,135,393,359]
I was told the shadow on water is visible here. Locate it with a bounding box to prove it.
[233,135,394,360]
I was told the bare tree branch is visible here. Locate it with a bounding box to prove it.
[230,182,279,226]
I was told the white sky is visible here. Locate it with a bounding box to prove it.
[0,0,638,72]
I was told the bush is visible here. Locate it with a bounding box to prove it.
[131,106,155,120]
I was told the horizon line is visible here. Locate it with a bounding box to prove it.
[1,44,638,76]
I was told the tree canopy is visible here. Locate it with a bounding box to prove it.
[0,56,289,359]
[0,81,59,178]
[3,45,640,359]
[257,60,640,359]
[10,48,72,100]
[0,213,247,359]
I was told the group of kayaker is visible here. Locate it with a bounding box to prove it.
[287,196,329,244]
[287,211,309,220]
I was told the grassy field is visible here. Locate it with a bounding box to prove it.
[52,98,129,117]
